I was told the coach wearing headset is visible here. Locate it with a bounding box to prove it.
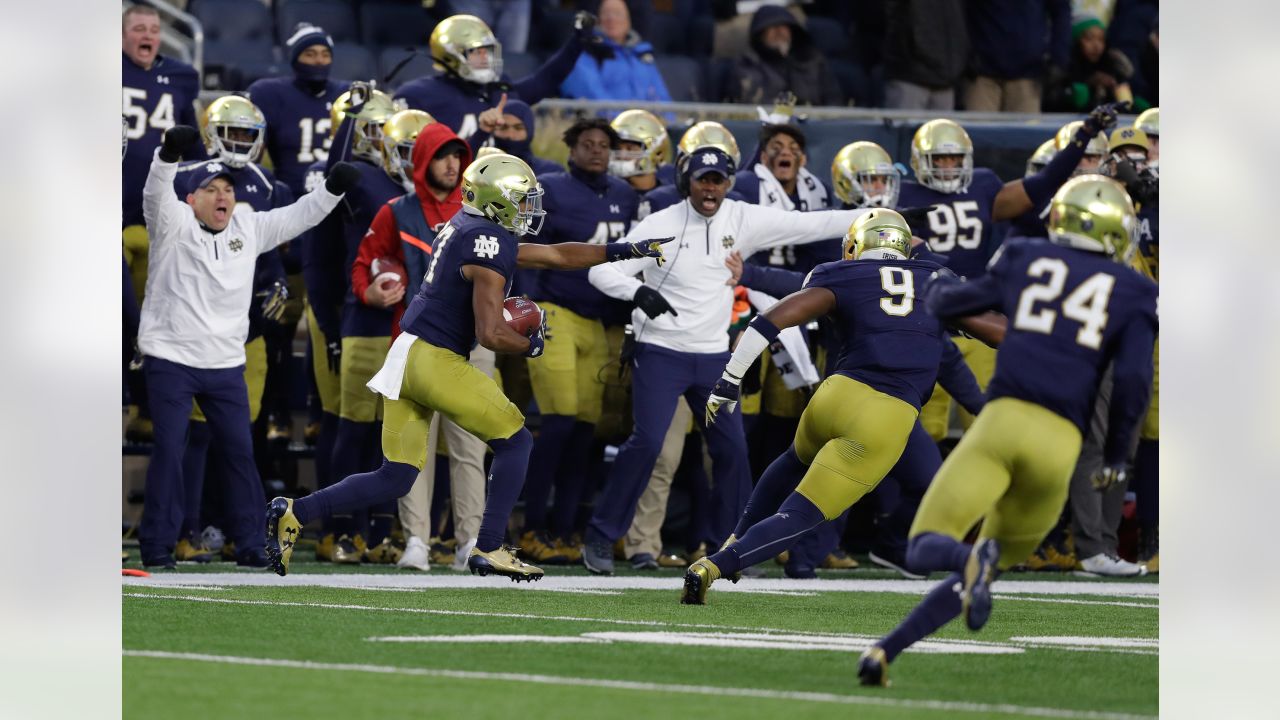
[580,146,871,574]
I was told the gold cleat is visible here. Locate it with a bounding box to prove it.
[822,550,860,570]
[657,552,688,568]
[265,497,301,577]
[468,545,544,582]
[315,533,336,562]
[365,538,404,564]
[718,535,742,584]
[857,646,891,687]
[688,542,708,563]
[1142,554,1159,574]
[332,534,366,564]
[429,537,456,565]
[175,538,214,563]
[553,537,582,563]
[519,530,571,565]
[681,557,721,605]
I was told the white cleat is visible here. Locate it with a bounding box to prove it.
[397,536,431,571]
[1075,553,1147,577]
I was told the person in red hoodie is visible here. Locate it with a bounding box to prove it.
[351,122,491,570]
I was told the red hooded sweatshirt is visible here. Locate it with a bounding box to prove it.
[353,122,473,337]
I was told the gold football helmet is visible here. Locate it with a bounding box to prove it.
[330,89,396,164]
[609,109,672,178]
[831,141,900,209]
[1134,107,1159,138]
[1046,175,1137,263]
[1026,139,1057,177]
[462,152,545,236]
[431,14,503,84]
[677,121,741,167]
[843,208,912,261]
[380,110,436,191]
[202,95,265,168]
[1100,126,1151,177]
[1055,120,1109,175]
[475,146,506,160]
[910,119,973,193]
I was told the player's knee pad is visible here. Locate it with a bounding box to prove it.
[489,426,534,458]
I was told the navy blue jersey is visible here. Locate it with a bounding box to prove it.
[122,53,202,227]
[401,210,519,355]
[394,39,582,139]
[246,76,348,197]
[1135,203,1158,283]
[173,160,278,213]
[927,239,1158,459]
[804,259,947,410]
[535,168,637,319]
[898,167,1005,280]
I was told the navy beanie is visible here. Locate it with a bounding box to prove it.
[287,24,333,65]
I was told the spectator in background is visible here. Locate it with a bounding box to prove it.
[446,0,532,53]
[965,0,1070,113]
[471,96,563,177]
[729,5,843,107]
[1045,14,1137,113]
[883,0,968,110]
[560,0,672,103]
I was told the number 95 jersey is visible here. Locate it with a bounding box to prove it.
[898,167,1004,280]
[399,210,518,357]
[804,258,948,411]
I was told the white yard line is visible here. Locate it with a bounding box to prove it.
[122,649,1154,720]
[123,592,1155,656]
[121,572,1158,599]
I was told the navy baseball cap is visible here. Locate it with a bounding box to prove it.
[187,162,235,195]
[687,147,734,181]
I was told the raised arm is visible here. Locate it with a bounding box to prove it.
[740,205,867,256]
[511,17,588,104]
[252,163,354,252]
[143,127,202,239]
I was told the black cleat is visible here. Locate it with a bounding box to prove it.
[857,646,890,687]
[963,538,1001,630]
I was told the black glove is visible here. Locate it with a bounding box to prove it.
[573,10,598,39]
[325,161,361,195]
[344,80,374,116]
[1091,464,1128,491]
[325,339,342,375]
[255,280,289,323]
[159,125,200,163]
[605,236,676,265]
[897,205,936,234]
[1111,157,1158,206]
[633,285,677,319]
[1082,101,1131,137]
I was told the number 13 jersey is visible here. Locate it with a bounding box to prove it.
[899,168,1004,281]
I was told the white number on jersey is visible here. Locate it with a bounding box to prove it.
[122,89,175,140]
[586,221,628,245]
[296,117,333,163]
[879,266,915,316]
[456,113,478,140]
[925,200,983,252]
[1013,257,1116,349]
[424,224,456,285]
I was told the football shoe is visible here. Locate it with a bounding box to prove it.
[681,557,721,605]
[468,545,544,582]
[962,538,1001,631]
[265,497,301,577]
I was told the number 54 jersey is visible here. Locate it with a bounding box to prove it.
[804,258,948,411]
[899,168,1004,281]
[400,209,518,357]
[936,239,1158,437]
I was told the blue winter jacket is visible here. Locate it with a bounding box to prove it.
[559,31,672,102]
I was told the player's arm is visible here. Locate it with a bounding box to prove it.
[511,12,591,104]
[1100,311,1157,471]
[706,287,835,423]
[301,213,346,339]
[252,163,356,252]
[740,205,869,255]
[464,264,539,355]
[353,204,406,308]
[922,272,1003,320]
[952,311,1007,348]
[937,338,985,416]
[725,250,806,294]
[516,236,674,270]
[993,102,1123,221]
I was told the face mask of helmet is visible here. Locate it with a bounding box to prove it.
[461,44,503,84]
[387,141,415,192]
[212,125,263,167]
[918,152,972,193]
[855,169,900,208]
[608,147,651,178]
[511,186,546,236]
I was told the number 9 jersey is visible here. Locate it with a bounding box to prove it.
[898,168,1004,280]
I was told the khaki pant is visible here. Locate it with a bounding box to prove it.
[623,398,693,558]
[396,345,496,547]
[964,76,1042,113]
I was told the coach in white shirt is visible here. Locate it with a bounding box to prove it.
[579,146,867,574]
[136,125,358,568]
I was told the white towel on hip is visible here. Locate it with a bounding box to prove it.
[366,332,418,400]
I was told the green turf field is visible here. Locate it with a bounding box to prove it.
[122,554,1158,719]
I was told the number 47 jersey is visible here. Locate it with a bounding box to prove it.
[930,238,1158,437]
[899,168,1004,280]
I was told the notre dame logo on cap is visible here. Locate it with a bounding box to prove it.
[228,238,244,253]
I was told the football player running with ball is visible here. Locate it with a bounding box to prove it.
[858,176,1157,687]
[266,154,672,582]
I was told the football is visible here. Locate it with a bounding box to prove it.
[369,256,407,292]
[503,296,543,336]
